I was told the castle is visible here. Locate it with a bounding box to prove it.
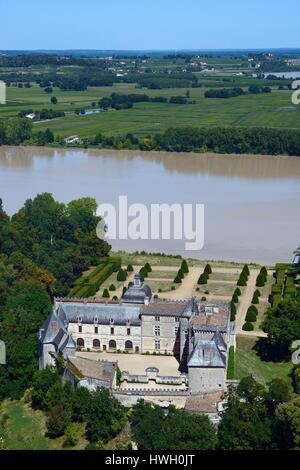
[39,274,234,397]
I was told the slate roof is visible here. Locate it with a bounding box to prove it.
[141,301,188,317]
[57,302,141,326]
[188,339,226,368]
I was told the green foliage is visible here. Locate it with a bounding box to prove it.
[230,302,237,321]
[102,288,110,298]
[227,346,235,380]
[181,260,189,274]
[243,264,250,276]
[204,263,212,275]
[71,259,119,298]
[109,284,116,291]
[237,273,247,286]
[177,268,184,280]
[245,306,258,322]
[198,273,208,285]
[256,273,266,287]
[126,264,134,272]
[234,287,241,297]
[63,423,81,447]
[262,300,300,352]
[144,262,152,273]
[139,266,148,278]
[173,275,182,284]
[242,322,254,331]
[275,396,300,449]
[117,269,127,282]
[46,405,69,438]
[131,400,217,450]
[232,292,239,304]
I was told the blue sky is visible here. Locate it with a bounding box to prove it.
[2,0,300,50]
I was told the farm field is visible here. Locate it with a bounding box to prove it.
[1,83,300,139]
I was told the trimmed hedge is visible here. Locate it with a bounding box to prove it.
[102,288,110,298]
[70,258,120,298]
[242,322,254,331]
[127,264,134,272]
[230,302,236,321]
[198,273,208,285]
[227,346,235,380]
[181,260,189,274]
[204,264,212,275]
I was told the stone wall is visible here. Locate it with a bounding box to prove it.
[141,314,179,353]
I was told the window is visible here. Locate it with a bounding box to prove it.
[77,338,84,348]
[175,317,180,323]
[78,325,82,333]
[155,340,160,350]
[94,326,98,334]
[127,328,131,336]
[155,316,160,322]
[125,340,133,350]
[110,327,114,335]
[93,339,100,349]
[154,325,160,336]
[109,340,116,350]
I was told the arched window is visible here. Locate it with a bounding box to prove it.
[93,339,100,349]
[109,339,116,350]
[125,340,133,350]
[77,338,84,348]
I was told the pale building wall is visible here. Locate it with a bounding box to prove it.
[188,367,225,393]
[141,315,180,353]
[68,321,141,352]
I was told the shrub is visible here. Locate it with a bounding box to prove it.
[117,269,127,282]
[139,267,148,278]
[260,266,268,279]
[234,287,241,297]
[181,260,189,274]
[64,423,81,447]
[245,308,257,323]
[243,264,250,276]
[201,296,207,301]
[198,273,208,285]
[174,275,182,284]
[102,288,110,298]
[242,322,254,331]
[232,292,239,304]
[178,268,184,280]
[227,346,235,380]
[237,274,247,286]
[109,284,116,291]
[112,296,118,301]
[230,302,237,321]
[144,262,152,273]
[47,405,69,438]
[254,289,261,297]
[256,274,265,287]
[204,264,212,275]
[127,264,134,272]
[252,293,260,304]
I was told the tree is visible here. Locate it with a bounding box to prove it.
[126,264,134,272]
[117,269,127,282]
[275,396,300,449]
[230,302,236,321]
[198,273,208,285]
[242,322,254,331]
[262,300,300,353]
[131,401,217,450]
[218,377,272,450]
[64,423,81,447]
[50,96,57,105]
[102,288,110,298]
[174,275,182,284]
[181,260,189,274]
[204,263,212,275]
[144,262,152,273]
[256,274,265,287]
[47,405,69,438]
[267,378,291,410]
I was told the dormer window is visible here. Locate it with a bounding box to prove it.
[94,316,98,324]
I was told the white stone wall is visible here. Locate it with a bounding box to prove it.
[141,315,179,353]
[188,367,225,394]
[68,321,141,352]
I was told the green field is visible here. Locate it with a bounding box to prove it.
[1,83,299,139]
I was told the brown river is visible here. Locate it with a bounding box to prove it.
[0,146,299,265]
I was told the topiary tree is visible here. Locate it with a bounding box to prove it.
[256,274,265,287]
[198,273,208,285]
[260,266,268,280]
[102,288,110,298]
[117,269,127,282]
[139,267,148,278]
[230,302,237,321]
[242,322,254,331]
[252,294,259,304]
[234,287,241,297]
[109,284,116,291]
[181,260,189,274]
[245,307,257,322]
[144,262,152,273]
[232,292,239,304]
[254,289,261,298]
[237,274,247,286]
[204,264,212,275]
[127,264,134,272]
[122,286,127,297]
[112,296,118,301]
[174,275,182,284]
[243,264,250,276]
[178,268,184,280]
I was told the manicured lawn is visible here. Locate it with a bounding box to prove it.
[235,337,293,389]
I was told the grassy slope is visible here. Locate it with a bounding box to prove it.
[235,337,293,389]
[2,84,299,139]
[0,400,87,450]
